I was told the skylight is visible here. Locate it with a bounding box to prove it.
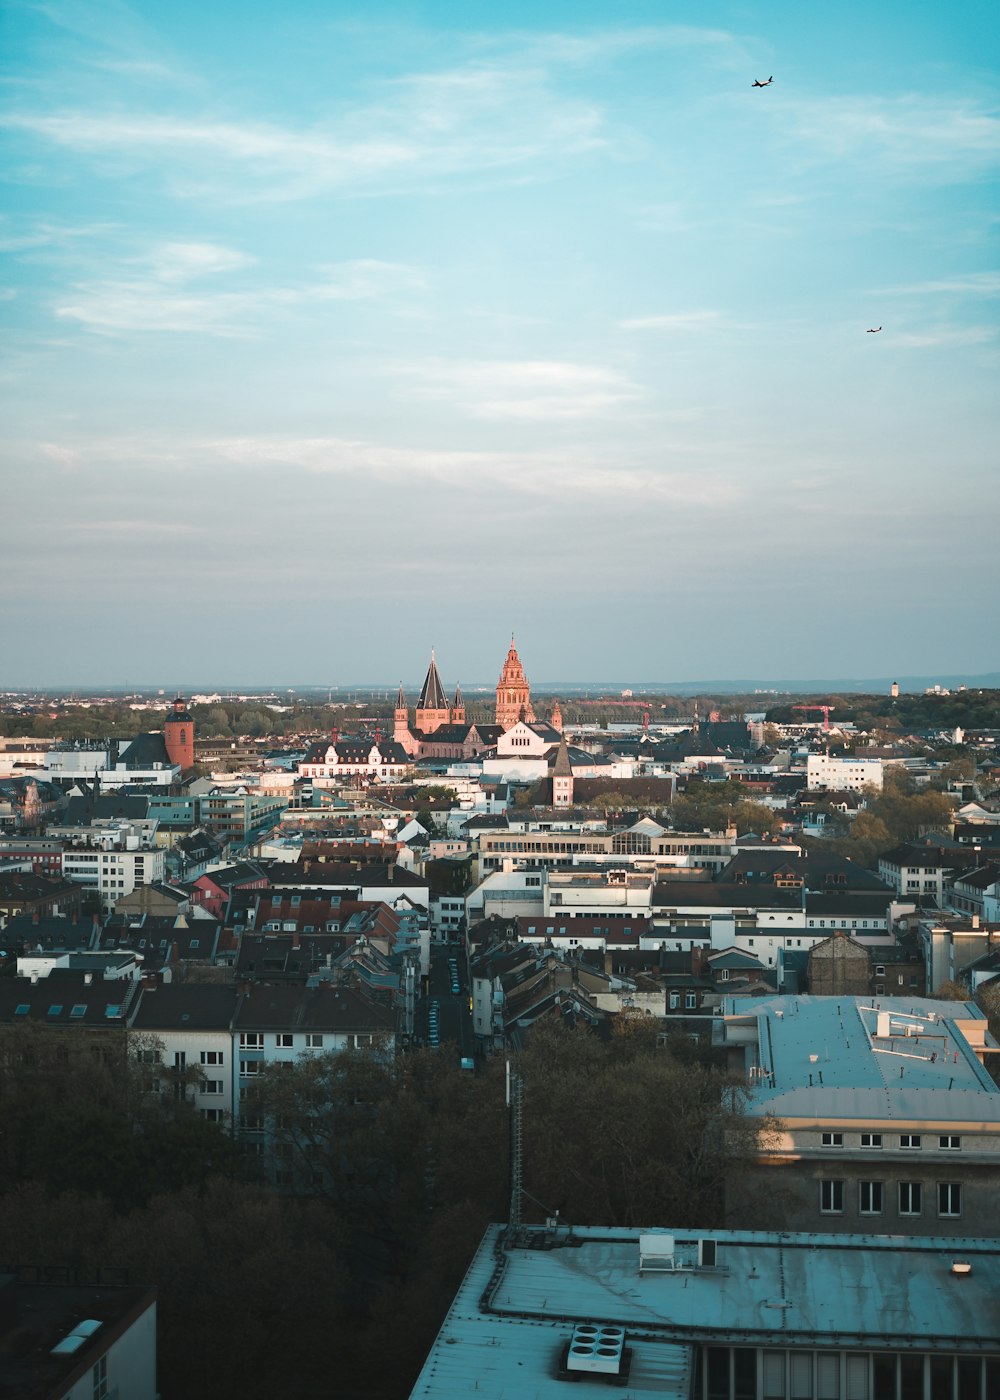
[71,1004,87,1018]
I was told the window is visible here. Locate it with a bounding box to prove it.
[900,1134,921,1149]
[276,1033,293,1047]
[71,1004,87,1018]
[240,1033,264,1048]
[822,1132,844,1148]
[241,1061,261,1077]
[306,1033,324,1048]
[939,1134,961,1150]
[93,1353,108,1400]
[938,1182,962,1217]
[859,1180,883,1214]
[861,1132,882,1149]
[202,1108,224,1122]
[820,1179,844,1213]
[669,992,679,1009]
[200,1051,223,1065]
[47,1004,63,1017]
[202,1080,224,1095]
[685,993,697,1009]
[899,1181,922,1215]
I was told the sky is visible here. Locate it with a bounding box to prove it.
[2,0,999,690]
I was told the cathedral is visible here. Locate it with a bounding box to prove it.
[393,639,539,760]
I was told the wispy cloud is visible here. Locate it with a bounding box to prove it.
[786,95,1000,179]
[51,244,425,335]
[875,272,1000,297]
[146,242,256,282]
[399,358,644,420]
[619,311,722,331]
[316,260,427,301]
[1,55,606,202]
[29,429,745,509]
[890,326,997,349]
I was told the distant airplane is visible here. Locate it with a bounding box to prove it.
[752,76,773,88]
[867,326,882,333]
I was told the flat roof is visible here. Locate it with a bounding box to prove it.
[722,995,1000,1126]
[409,1224,1000,1397]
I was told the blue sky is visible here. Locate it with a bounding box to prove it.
[2,0,998,689]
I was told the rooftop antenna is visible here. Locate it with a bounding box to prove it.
[506,1060,524,1234]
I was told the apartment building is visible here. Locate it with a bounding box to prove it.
[719,994,1000,1236]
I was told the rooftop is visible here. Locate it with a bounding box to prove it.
[409,1224,1000,1399]
[720,994,1000,1125]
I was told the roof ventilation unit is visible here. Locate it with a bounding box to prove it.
[565,1323,626,1375]
[639,1233,675,1271]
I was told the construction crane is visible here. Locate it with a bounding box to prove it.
[793,704,835,732]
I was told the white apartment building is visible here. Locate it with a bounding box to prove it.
[62,835,166,911]
[806,754,883,791]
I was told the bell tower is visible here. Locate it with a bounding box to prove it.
[164,695,194,772]
[495,636,535,731]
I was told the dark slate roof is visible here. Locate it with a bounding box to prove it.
[196,862,269,890]
[653,881,804,910]
[117,731,172,768]
[0,975,136,1026]
[879,843,974,869]
[59,792,151,825]
[717,850,890,892]
[272,861,427,890]
[233,983,395,1033]
[417,653,448,711]
[703,720,754,752]
[805,893,894,917]
[0,871,80,903]
[130,982,240,1032]
[1,914,101,952]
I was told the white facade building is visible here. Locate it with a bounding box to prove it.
[807,754,883,791]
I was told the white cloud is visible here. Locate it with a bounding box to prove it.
[619,311,722,331]
[400,358,644,420]
[875,272,1000,298]
[890,326,997,349]
[786,95,1000,178]
[146,242,257,282]
[316,260,427,301]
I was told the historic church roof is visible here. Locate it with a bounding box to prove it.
[417,651,448,711]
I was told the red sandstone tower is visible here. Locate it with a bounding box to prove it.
[495,636,535,731]
[164,696,194,771]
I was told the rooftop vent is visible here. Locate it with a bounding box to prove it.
[639,1233,675,1271]
[951,1261,972,1276]
[565,1324,626,1375]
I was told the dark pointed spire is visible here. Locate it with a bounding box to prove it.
[396,682,407,711]
[552,733,573,776]
[417,651,448,711]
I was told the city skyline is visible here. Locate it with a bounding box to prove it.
[3,0,999,686]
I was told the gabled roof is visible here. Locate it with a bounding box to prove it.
[232,983,395,1033]
[117,731,171,768]
[130,982,240,1031]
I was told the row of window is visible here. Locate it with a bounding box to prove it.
[820,1180,962,1217]
[240,1032,327,1049]
[821,1132,961,1150]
